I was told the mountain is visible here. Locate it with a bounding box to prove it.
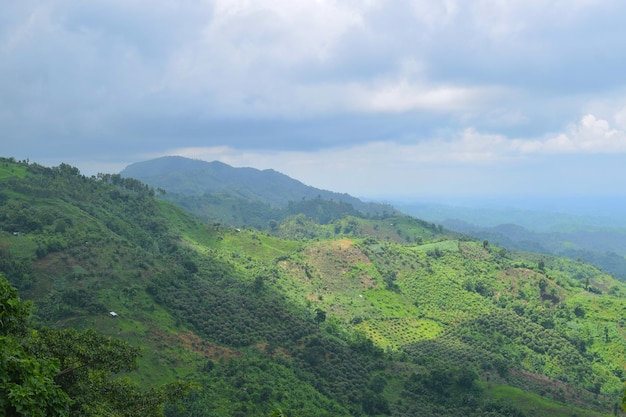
[2,157,626,416]
[120,156,395,218]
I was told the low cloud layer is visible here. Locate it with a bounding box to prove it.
[3,1,626,199]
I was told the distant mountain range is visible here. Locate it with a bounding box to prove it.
[398,201,626,280]
[121,156,395,216]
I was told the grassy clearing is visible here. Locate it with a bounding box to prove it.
[363,288,420,318]
[0,162,27,179]
[217,229,301,262]
[485,384,614,417]
[4,232,38,257]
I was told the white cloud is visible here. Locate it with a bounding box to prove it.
[512,113,626,154]
[612,106,626,129]
[349,80,502,113]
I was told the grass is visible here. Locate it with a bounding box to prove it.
[485,384,614,417]
[0,162,27,179]
[411,239,460,253]
[3,232,38,257]
[216,229,301,262]
[363,288,421,318]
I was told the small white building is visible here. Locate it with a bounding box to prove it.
[108,311,118,318]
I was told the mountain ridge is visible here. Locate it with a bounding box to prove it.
[121,156,393,216]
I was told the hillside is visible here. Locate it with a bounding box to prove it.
[441,219,626,281]
[1,157,626,416]
[120,156,397,228]
[400,201,626,281]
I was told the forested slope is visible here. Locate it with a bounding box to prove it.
[1,157,625,416]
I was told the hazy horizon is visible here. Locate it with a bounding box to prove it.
[11,154,626,221]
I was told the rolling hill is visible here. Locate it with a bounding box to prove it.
[1,156,626,416]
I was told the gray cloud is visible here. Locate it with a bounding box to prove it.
[3,0,626,199]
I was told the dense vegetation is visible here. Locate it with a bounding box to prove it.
[1,156,626,416]
[0,273,191,416]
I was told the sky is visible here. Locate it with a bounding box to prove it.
[3,0,626,202]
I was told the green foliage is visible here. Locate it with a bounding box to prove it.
[0,274,32,336]
[0,277,70,416]
[0,273,192,416]
[3,159,626,416]
[0,336,71,417]
[285,197,361,224]
[315,308,327,324]
[65,373,192,417]
[34,327,140,380]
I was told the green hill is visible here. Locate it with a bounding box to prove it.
[1,157,625,416]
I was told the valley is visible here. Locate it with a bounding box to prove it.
[1,157,625,416]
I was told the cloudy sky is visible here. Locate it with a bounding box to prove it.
[3,0,626,201]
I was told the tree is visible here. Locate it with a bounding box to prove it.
[0,337,71,416]
[1,275,70,416]
[573,305,586,318]
[0,274,193,416]
[253,275,265,292]
[538,277,548,293]
[31,328,193,416]
[0,274,32,337]
[315,308,327,324]
[538,259,546,272]
[361,390,390,415]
